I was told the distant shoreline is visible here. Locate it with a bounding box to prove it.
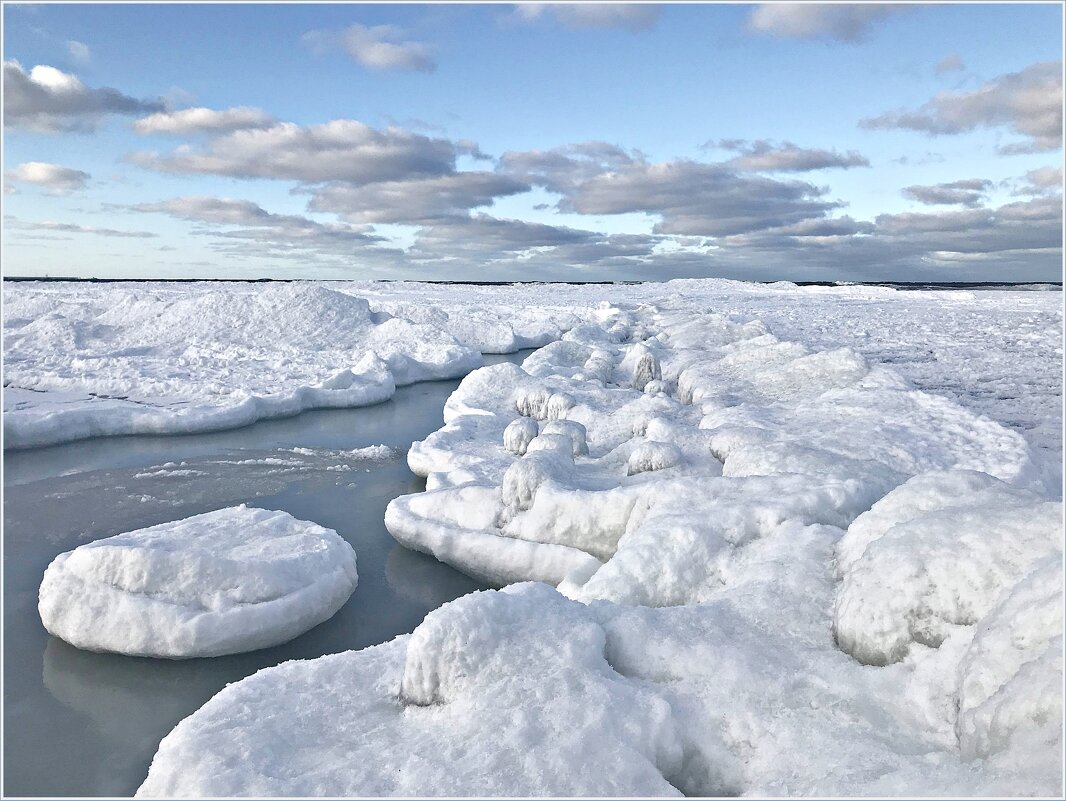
[2,277,1061,290]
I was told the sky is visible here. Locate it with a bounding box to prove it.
[2,2,1063,282]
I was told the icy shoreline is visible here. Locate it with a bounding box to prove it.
[5,278,1062,796]
[132,287,1061,797]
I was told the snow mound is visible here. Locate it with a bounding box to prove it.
[138,583,684,797]
[3,282,482,448]
[956,555,1064,763]
[834,471,1063,665]
[38,505,357,658]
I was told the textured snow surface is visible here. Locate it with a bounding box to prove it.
[3,282,486,448]
[8,279,1063,796]
[39,505,358,658]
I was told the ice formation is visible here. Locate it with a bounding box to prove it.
[8,279,1062,796]
[39,506,358,658]
[3,282,482,448]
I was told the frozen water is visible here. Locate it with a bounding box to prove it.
[5,279,1062,797]
[39,506,358,658]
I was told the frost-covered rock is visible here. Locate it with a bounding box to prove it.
[138,584,685,797]
[38,506,357,658]
[833,471,1063,665]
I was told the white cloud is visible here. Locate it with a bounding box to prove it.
[134,106,276,135]
[66,40,91,64]
[748,4,906,42]
[711,139,870,172]
[935,53,964,74]
[3,59,162,132]
[5,161,90,194]
[129,119,466,184]
[862,61,1063,153]
[902,179,991,207]
[513,3,660,30]
[302,24,435,72]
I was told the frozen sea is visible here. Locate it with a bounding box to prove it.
[3,357,532,796]
[2,279,1062,797]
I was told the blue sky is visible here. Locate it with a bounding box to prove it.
[3,2,1063,281]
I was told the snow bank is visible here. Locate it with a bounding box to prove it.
[834,471,1063,666]
[3,282,482,448]
[39,505,357,658]
[138,583,684,797]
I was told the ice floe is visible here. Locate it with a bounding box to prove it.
[39,505,358,658]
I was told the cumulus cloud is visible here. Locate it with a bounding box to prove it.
[1012,166,1064,196]
[66,40,90,64]
[935,53,964,74]
[748,4,906,42]
[564,160,840,236]
[305,172,530,224]
[132,195,394,265]
[7,218,157,238]
[861,61,1063,153]
[500,143,843,237]
[498,141,642,192]
[3,60,162,132]
[711,139,870,172]
[129,120,466,184]
[5,162,90,193]
[512,3,660,30]
[902,179,992,207]
[302,24,435,72]
[133,106,276,135]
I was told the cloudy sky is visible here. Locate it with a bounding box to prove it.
[3,2,1062,282]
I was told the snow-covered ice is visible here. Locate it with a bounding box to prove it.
[3,282,484,448]
[38,505,358,658]
[7,278,1062,796]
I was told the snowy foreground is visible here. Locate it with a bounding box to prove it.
[5,279,1063,796]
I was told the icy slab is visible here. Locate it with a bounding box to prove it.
[3,282,482,448]
[387,299,1044,601]
[833,471,1063,666]
[138,583,684,798]
[38,505,357,658]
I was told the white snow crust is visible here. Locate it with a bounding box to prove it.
[3,282,482,448]
[8,278,1063,796]
[39,505,358,658]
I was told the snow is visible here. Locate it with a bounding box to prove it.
[138,583,684,798]
[6,278,1063,796]
[833,471,1063,666]
[3,282,482,448]
[38,505,358,658]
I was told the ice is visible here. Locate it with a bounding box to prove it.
[502,416,538,455]
[833,471,1063,666]
[3,282,481,448]
[9,278,1062,795]
[955,555,1064,762]
[38,505,358,658]
[137,584,684,798]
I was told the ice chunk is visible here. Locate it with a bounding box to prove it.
[38,506,357,658]
[956,555,1064,762]
[833,471,1062,665]
[627,441,682,475]
[138,584,684,797]
[502,417,538,455]
[535,420,588,457]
